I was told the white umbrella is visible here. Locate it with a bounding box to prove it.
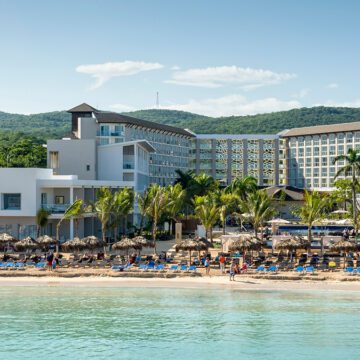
[267,218,290,224]
[332,209,349,214]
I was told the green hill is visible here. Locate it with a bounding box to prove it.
[1,107,360,141]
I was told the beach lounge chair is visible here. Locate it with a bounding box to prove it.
[188,265,197,272]
[256,265,265,273]
[295,266,304,273]
[35,262,46,269]
[0,262,7,270]
[15,262,25,270]
[155,264,165,271]
[305,266,315,274]
[123,263,133,271]
[139,264,147,271]
[111,265,122,271]
[180,264,188,271]
[355,268,360,275]
[344,267,355,275]
[6,262,16,270]
[266,266,278,273]
[169,265,179,271]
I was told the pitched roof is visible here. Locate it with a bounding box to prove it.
[281,121,360,137]
[68,103,98,113]
[94,111,195,137]
[265,185,304,201]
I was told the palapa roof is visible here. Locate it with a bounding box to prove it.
[175,238,211,252]
[36,235,56,246]
[275,236,309,250]
[0,233,17,243]
[15,237,39,250]
[281,121,360,137]
[62,237,87,251]
[112,238,142,251]
[329,240,357,251]
[81,236,105,248]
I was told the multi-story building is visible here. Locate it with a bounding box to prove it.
[193,134,280,186]
[280,122,360,190]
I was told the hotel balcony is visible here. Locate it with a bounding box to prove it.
[41,204,71,214]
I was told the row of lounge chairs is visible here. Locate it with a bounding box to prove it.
[255,265,316,274]
[111,263,197,272]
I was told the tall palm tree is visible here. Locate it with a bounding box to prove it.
[240,189,276,238]
[293,190,331,242]
[217,190,238,235]
[36,208,49,237]
[137,189,151,235]
[56,199,84,252]
[193,194,219,243]
[193,173,219,197]
[334,148,360,221]
[166,183,185,234]
[145,184,169,253]
[111,187,134,239]
[95,187,113,250]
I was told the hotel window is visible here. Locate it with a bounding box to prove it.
[313,168,319,177]
[313,157,320,167]
[329,134,336,144]
[298,148,304,157]
[329,146,336,155]
[321,146,328,156]
[100,125,109,136]
[313,136,319,145]
[346,132,353,143]
[290,149,296,157]
[321,157,328,166]
[313,147,319,156]
[306,179,312,188]
[338,133,345,142]
[298,137,304,146]
[41,193,47,205]
[306,158,311,167]
[321,179,328,187]
[313,179,319,187]
[305,136,312,146]
[49,151,59,170]
[321,167,328,176]
[2,193,21,210]
[355,132,360,143]
[321,135,328,145]
[329,167,335,177]
[338,145,344,155]
[55,196,64,205]
[86,165,90,171]
[306,148,311,157]
[305,168,311,177]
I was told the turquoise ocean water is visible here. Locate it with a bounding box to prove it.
[0,286,359,360]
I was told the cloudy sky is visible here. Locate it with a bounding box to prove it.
[0,0,359,116]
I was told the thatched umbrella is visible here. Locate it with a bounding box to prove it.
[112,238,142,254]
[61,237,87,252]
[275,235,309,262]
[175,237,211,263]
[15,236,40,252]
[133,236,155,254]
[0,233,18,253]
[329,240,357,268]
[81,236,105,249]
[36,235,56,248]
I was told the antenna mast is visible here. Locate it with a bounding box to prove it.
[156,91,159,109]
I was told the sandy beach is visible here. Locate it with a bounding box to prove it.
[0,274,359,292]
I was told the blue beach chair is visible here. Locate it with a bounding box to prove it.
[256,265,265,273]
[180,264,188,271]
[306,266,315,274]
[169,265,178,271]
[155,264,165,271]
[15,262,25,270]
[266,266,278,273]
[188,265,197,272]
[295,266,304,273]
[344,267,355,275]
[35,262,46,269]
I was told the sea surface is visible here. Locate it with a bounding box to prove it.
[0,285,359,360]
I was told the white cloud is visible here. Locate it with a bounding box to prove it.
[76,61,164,89]
[162,94,301,117]
[327,83,339,89]
[109,103,136,112]
[166,65,296,88]
[291,88,310,99]
[171,65,181,70]
[317,99,360,108]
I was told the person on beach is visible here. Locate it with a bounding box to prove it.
[229,261,236,281]
[219,254,226,274]
[52,257,57,271]
[204,257,210,275]
[46,252,54,271]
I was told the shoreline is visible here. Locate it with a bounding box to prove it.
[0,275,359,292]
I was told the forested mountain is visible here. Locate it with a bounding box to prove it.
[1,107,360,142]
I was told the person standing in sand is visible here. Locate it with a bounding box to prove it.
[204,257,210,275]
[219,254,226,274]
[229,260,236,281]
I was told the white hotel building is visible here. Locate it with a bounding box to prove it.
[0,103,359,239]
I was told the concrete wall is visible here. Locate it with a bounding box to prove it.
[78,117,98,140]
[47,139,97,180]
[97,143,124,181]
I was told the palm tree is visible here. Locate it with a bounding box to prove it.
[166,183,185,234]
[240,189,276,238]
[111,187,134,239]
[334,148,360,221]
[95,187,113,250]
[193,194,219,243]
[137,189,151,235]
[56,199,84,252]
[226,176,257,201]
[36,208,49,237]
[293,190,331,242]
[145,184,169,253]
[193,173,219,197]
[217,190,237,235]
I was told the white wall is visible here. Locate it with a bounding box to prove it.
[97,144,124,181]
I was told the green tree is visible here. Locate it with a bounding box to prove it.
[110,187,134,239]
[36,208,49,237]
[137,189,152,234]
[95,188,113,249]
[216,190,238,235]
[226,176,257,201]
[293,190,331,242]
[334,148,360,221]
[193,194,219,243]
[166,183,185,234]
[145,184,169,253]
[56,199,84,252]
[240,189,276,238]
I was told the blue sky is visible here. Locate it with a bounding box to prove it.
[0,0,360,116]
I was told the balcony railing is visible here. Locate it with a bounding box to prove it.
[42,204,70,214]
[123,162,135,170]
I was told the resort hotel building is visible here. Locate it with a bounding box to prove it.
[0,102,359,239]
